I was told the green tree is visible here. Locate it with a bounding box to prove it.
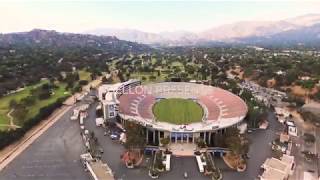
[225,128,250,156]
[12,105,28,122]
[21,95,36,106]
[304,133,315,144]
[160,136,170,148]
[124,122,146,150]
[9,99,18,109]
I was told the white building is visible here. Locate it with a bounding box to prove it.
[260,154,295,180]
[80,153,114,180]
[276,70,285,75]
[274,107,290,123]
[286,121,298,137]
[98,79,141,120]
[299,76,311,81]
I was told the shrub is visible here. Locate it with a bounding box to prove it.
[72,84,82,93]
[38,91,51,100]
[9,99,18,108]
[79,80,88,86]
[160,137,170,147]
[21,95,36,106]
[304,133,316,144]
[196,138,207,148]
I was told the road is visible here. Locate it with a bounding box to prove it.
[0,105,88,180]
[290,112,319,180]
[316,127,320,178]
[214,111,283,180]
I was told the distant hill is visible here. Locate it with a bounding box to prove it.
[85,28,163,44]
[86,14,320,47]
[0,29,151,53]
[85,28,202,46]
[0,29,151,96]
[238,23,320,48]
[200,14,320,41]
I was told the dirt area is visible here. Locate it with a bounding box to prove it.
[289,85,318,97]
[5,109,21,130]
[286,106,316,130]
[121,149,144,166]
[266,78,276,88]
[226,67,244,80]
[111,70,121,83]
[222,152,241,169]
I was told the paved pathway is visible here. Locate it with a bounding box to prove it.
[5,109,21,129]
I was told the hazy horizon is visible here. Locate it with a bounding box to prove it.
[1,1,320,34]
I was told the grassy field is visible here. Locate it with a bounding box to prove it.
[19,83,69,125]
[78,70,92,81]
[0,81,70,130]
[130,72,167,84]
[171,61,184,68]
[153,98,203,125]
[0,81,46,130]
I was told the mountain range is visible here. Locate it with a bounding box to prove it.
[0,29,151,53]
[86,14,320,47]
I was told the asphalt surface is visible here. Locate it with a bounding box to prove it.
[84,101,210,180]
[85,102,282,180]
[316,127,320,178]
[290,115,319,179]
[215,111,283,180]
[0,105,88,180]
[0,91,283,180]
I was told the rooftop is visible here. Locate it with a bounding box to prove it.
[261,155,294,180]
[90,161,114,180]
[263,158,288,172]
[260,168,287,180]
[80,153,114,180]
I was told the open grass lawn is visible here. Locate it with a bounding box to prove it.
[153,98,203,125]
[0,80,70,130]
[171,61,184,68]
[0,81,47,127]
[171,61,184,70]
[78,70,92,81]
[18,83,70,126]
[130,72,167,84]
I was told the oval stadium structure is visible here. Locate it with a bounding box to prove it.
[113,81,248,145]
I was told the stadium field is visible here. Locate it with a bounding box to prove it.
[153,98,203,125]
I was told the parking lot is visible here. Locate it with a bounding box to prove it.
[84,99,282,180]
[0,89,284,180]
[0,104,89,180]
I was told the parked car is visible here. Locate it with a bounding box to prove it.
[110,134,119,140]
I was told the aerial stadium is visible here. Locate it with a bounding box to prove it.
[99,80,248,147]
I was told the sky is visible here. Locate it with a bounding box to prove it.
[1,1,320,33]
